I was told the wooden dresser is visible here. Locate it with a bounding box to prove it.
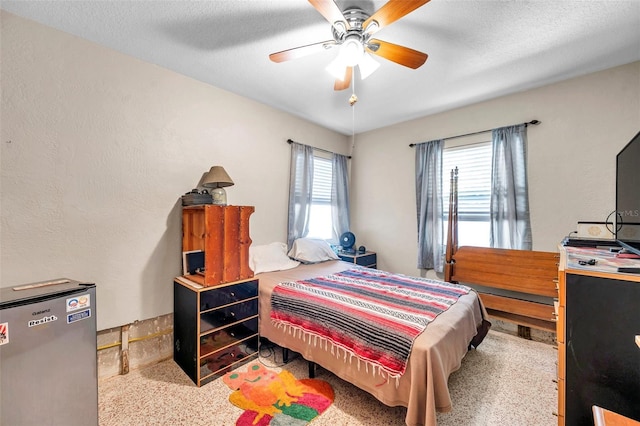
[556,246,640,425]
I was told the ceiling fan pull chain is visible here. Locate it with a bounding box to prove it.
[349,77,358,106]
[351,88,356,155]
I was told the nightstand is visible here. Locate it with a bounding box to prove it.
[338,251,377,268]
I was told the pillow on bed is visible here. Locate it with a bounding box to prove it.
[288,238,339,264]
[249,242,300,274]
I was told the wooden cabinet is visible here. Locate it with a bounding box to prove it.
[338,251,377,268]
[173,277,259,386]
[182,205,254,286]
[557,247,640,425]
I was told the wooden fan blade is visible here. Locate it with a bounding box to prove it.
[363,0,430,34]
[269,40,336,63]
[308,0,350,29]
[334,67,353,91]
[366,39,428,69]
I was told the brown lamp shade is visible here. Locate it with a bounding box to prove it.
[202,166,234,189]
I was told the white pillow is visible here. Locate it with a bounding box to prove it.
[249,242,300,274]
[287,238,339,264]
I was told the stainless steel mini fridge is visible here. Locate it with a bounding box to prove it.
[0,278,98,426]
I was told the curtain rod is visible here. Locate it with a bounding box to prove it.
[408,120,541,148]
[287,139,352,159]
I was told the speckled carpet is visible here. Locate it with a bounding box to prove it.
[99,330,557,426]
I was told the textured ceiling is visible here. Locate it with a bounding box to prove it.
[2,0,639,135]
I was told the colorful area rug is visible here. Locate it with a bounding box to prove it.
[223,362,334,426]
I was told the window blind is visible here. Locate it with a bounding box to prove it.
[292,154,332,201]
[443,142,492,221]
[312,156,332,205]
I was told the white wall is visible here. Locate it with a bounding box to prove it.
[0,12,348,330]
[350,61,640,277]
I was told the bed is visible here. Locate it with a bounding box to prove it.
[249,171,490,426]
[254,246,489,426]
[251,169,557,426]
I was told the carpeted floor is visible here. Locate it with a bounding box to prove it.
[98,330,557,426]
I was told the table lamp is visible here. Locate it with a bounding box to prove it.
[202,166,234,205]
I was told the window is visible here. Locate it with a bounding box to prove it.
[443,142,492,247]
[306,155,334,240]
[288,142,350,247]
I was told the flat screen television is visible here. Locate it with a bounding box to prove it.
[616,130,640,256]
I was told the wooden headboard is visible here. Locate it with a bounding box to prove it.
[444,168,559,333]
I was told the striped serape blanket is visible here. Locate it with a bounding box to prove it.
[270,267,470,379]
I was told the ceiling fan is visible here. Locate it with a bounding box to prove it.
[269,0,430,91]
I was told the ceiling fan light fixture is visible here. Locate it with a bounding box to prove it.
[358,53,380,79]
[270,1,431,91]
[326,56,347,81]
[340,35,364,67]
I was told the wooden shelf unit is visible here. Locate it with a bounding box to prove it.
[182,205,254,286]
[174,204,258,386]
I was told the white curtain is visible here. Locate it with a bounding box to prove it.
[287,142,314,248]
[490,124,532,249]
[331,153,351,242]
[415,140,444,272]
